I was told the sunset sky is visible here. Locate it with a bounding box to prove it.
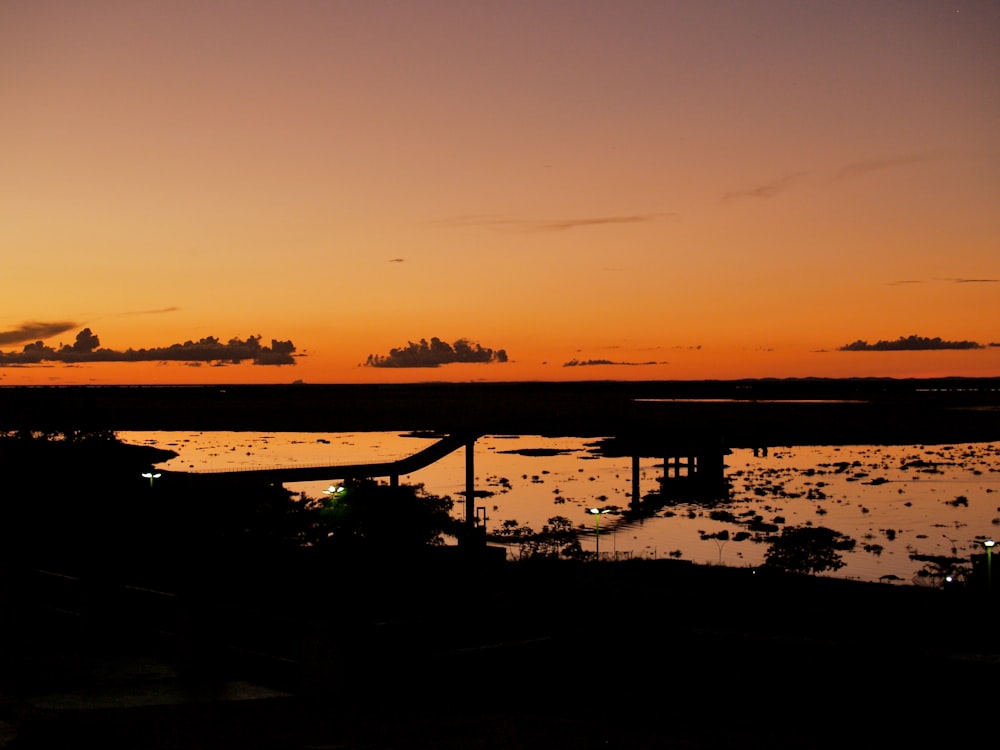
[2,0,998,385]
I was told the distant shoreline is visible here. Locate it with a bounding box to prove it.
[1,377,998,447]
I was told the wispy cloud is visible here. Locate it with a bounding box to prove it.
[723,172,808,202]
[0,320,78,346]
[888,277,998,286]
[112,306,181,316]
[388,258,405,263]
[434,213,669,233]
[724,151,959,204]
[563,358,668,367]
[833,152,944,181]
[1,308,180,346]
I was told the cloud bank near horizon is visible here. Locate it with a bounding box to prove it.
[839,335,985,352]
[365,337,508,368]
[0,328,297,366]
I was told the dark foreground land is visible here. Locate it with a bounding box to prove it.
[3,556,1000,749]
[2,378,1000,747]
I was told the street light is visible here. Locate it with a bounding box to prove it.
[141,471,161,488]
[588,507,611,559]
[323,484,344,501]
[983,539,995,589]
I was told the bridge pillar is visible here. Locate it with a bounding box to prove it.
[658,447,731,500]
[632,454,641,506]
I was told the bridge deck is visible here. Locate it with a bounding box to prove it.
[174,432,478,483]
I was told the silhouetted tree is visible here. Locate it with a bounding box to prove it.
[763,525,856,575]
[910,553,970,588]
[492,515,583,559]
[316,478,459,556]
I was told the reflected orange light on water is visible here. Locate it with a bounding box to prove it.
[124,430,1000,586]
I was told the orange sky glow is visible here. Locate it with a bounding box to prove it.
[2,1,998,385]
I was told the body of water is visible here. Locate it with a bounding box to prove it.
[121,430,1000,585]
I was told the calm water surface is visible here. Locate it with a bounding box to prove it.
[121,431,1000,585]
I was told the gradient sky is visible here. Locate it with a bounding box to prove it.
[2,0,998,385]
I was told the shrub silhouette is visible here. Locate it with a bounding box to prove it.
[316,478,459,557]
[763,525,856,575]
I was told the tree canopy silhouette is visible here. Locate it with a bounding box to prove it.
[316,478,459,555]
[763,525,856,575]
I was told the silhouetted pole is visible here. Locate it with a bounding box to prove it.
[985,539,995,589]
[588,507,610,559]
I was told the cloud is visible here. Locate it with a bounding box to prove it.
[0,309,181,347]
[434,213,669,233]
[833,152,943,181]
[0,329,297,366]
[723,151,954,204]
[562,358,668,367]
[723,172,808,202]
[110,306,181,316]
[365,337,508,368]
[839,335,984,352]
[888,278,998,286]
[388,258,405,263]
[0,320,79,346]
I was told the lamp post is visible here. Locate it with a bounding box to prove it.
[984,539,995,589]
[588,507,611,559]
[323,484,344,501]
[141,471,161,488]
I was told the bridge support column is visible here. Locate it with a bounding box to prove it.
[632,454,640,507]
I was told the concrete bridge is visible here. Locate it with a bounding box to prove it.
[183,432,486,529]
[175,430,738,538]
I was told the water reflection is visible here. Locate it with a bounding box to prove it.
[122,431,1000,585]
